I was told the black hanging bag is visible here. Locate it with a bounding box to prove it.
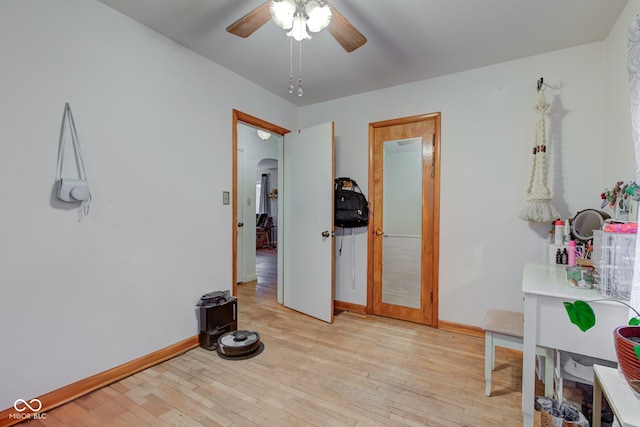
[334,177,369,228]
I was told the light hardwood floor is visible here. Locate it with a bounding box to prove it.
[25,249,531,426]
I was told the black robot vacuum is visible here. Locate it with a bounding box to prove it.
[216,330,264,360]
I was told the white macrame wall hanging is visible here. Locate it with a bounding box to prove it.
[56,102,91,220]
[519,85,560,223]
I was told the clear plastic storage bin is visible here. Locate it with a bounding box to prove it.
[592,230,636,300]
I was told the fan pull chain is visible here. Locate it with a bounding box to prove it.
[288,37,294,94]
[297,40,303,96]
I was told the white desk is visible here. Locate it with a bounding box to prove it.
[593,365,640,427]
[522,262,630,427]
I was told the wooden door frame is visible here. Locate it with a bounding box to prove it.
[366,113,441,326]
[232,110,290,296]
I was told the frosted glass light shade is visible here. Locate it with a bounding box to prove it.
[257,130,272,140]
[305,1,331,33]
[270,0,296,30]
[287,15,311,41]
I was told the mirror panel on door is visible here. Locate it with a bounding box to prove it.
[382,137,423,309]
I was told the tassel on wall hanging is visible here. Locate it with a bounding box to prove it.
[519,81,559,223]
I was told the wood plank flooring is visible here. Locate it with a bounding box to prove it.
[24,248,532,426]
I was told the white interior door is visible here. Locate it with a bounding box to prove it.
[283,122,334,323]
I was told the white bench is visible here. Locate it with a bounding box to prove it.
[484,309,553,397]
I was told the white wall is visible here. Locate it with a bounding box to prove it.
[302,40,634,327]
[604,0,640,183]
[0,0,296,410]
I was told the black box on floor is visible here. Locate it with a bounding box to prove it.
[197,291,237,350]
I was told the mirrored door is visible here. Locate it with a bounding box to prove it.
[382,138,423,309]
[369,114,440,325]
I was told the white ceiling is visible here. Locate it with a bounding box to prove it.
[97,0,628,107]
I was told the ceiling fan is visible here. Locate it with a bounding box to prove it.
[226,0,367,53]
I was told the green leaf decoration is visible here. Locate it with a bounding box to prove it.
[635,344,640,361]
[630,317,640,326]
[563,300,596,332]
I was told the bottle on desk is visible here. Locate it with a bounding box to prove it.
[554,220,565,246]
[563,220,571,244]
[568,240,576,266]
[556,248,570,265]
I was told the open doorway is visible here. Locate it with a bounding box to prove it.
[232,110,289,298]
[236,127,279,288]
[233,111,335,322]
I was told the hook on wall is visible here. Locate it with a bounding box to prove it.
[536,77,563,94]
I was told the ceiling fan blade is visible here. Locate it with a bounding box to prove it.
[226,1,272,38]
[327,5,367,53]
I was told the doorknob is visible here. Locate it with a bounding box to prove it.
[375,230,383,236]
[238,222,244,227]
[321,230,331,238]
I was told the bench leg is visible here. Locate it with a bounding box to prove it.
[485,331,493,396]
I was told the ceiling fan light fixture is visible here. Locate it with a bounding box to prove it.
[305,1,331,33]
[269,0,296,30]
[228,0,367,98]
[287,14,311,41]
